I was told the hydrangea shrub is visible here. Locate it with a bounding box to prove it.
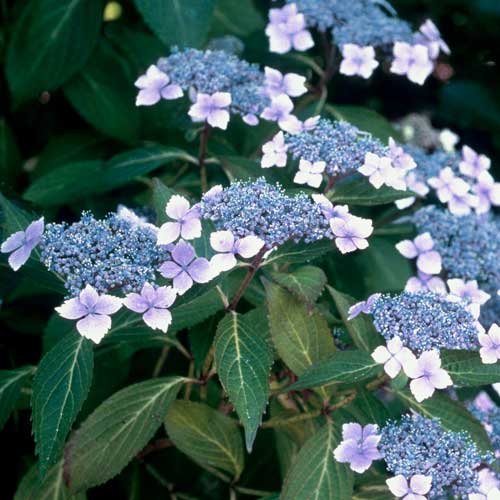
[1,1,500,499]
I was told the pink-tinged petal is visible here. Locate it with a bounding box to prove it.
[335,237,357,254]
[267,26,292,54]
[56,298,88,320]
[153,286,177,308]
[478,332,493,348]
[142,282,157,303]
[1,230,25,253]
[172,241,195,266]
[211,92,231,108]
[410,376,435,402]
[405,276,424,292]
[283,73,307,97]
[188,257,212,283]
[480,347,498,364]
[243,114,259,126]
[180,218,202,240]
[160,84,183,100]
[387,336,403,354]
[159,261,182,279]
[157,222,181,245]
[403,358,423,379]
[372,346,392,364]
[79,285,99,309]
[342,423,363,441]
[235,235,265,258]
[136,88,161,106]
[409,475,432,495]
[396,240,418,259]
[77,313,112,344]
[94,295,122,315]
[352,237,369,250]
[292,29,314,51]
[7,244,32,271]
[211,253,237,273]
[386,475,409,496]
[407,60,434,85]
[340,59,359,76]
[488,324,500,343]
[358,58,378,79]
[395,348,417,367]
[416,251,442,274]
[404,495,427,500]
[173,271,193,295]
[25,217,45,242]
[123,293,149,313]
[279,115,303,134]
[429,368,453,389]
[210,231,235,253]
[166,195,190,220]
[418,350,442,371]
[414,232,434,252]
[143,307,172,333]
[384,357,402,378]
[207,109,230,130]
[294,170,310,185]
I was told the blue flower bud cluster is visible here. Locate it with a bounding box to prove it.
[380,414,490,498]
[39,212,169,297]
[369,290,480,353]
[200,178,332,248]
[413,206,500,287]
[470,400,500,454]
[285,118,387,176]
[289,0,413,46]
[157,47,270,119]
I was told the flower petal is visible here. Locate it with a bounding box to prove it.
[56,298,88,320]
[143,307,172,333]
[76,314,112,344]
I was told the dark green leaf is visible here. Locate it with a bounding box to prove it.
[441,350,500,387]
[329,175,412,206]
[152,178,178,224]
[214,310,273,452]
[0,366,34,431]
[164,400,245,480]
[282,421,354,500]
[6,0,102,103]
[134,0,216,48]
[269,265,327,303]
[211,0,265,37]
[264,239,335,266]
[0,119,22,186]
[32,334,94,476]
[288,351,380,391]
[327,286,382,352]
[265,281,335,376]
[65,377,183,491]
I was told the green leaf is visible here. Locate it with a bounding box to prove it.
[152,178,178,224]
[164,400,245,480]
[64,41,141,143]
[0,119,22,186]
[264,239,335,266]
[211,0,265,37]
[282,421,354,500]
[288,351,380,391]
[0,191,34,235]
[6,0,102,104]
[0,366,34,431]
[269,265,327,303]
[214,310,273,452]
[329,175,412,206]
[23,146,191,206]
[14,461,86,500]
[327,286,382,352]
[326,104,402,142]
[32,334,94,477]
[344,388,390,427]
[134,0,216,48]
[396,389,492,452]
[65,377,183,491]
[441,350,500,387]
[265,282,335,376]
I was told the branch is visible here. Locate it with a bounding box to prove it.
[198,122,211,192]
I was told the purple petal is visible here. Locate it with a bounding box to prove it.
[76,313,112,344]
[234,235,264,258]
[136,88,161,106]
[416,251,442,275]
[56,298,88,320]
[410,475,432,495]
[143,308,172,332]
[166,195,190,220]
[152,286,177,308]
[180,218,202,240]
[7,244,32,271]
[160,84,183,100]
[172,241,195,267]
[342,423,363,441]
[348,452,374,474]
[207,109,230,130]
[173,271,193,295]
[94,295,122,315]
[210,231,235,253]
[334,440,359,463]
[188,258,212,283]
[1,230,25,253]
[211,92,231,108]
[124,293,149,313]
[79,285,99,309]
[159,261,182,279]
[410,376,435,402]
[25,217,44,243]
[157,222,181,245]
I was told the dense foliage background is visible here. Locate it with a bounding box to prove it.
[1,0,500,499]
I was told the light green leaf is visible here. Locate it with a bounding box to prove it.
[396,389,492,452]
[32,334,94,477]
[282,421,354,500]
[6,0,102,104]
[441,350,500,387]
[288,351,380,391]
[265,281,335,376]
[14,460,86,500]
[269,265,327,303]
[0,119,22,185]
[264,239,335,267]
[64,41,141,143]
[23,146,191,206]
[65,377,183,491]
[329,175,412,206]
[214,310,273,452]
[327,286,382,352]
[0,366,34,431]
[164,400,245,480]
[134,0,216,48]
